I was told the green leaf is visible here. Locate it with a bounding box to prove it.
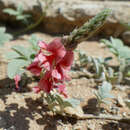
[101,37,130,60]
[7,59,30,79]
[100,39,112,47]
[16,15,26,20]
[28,35,40,51]
[5,51,21,60]
[110,37,123,49]
[16,14,31,20]
[12,45,33,60]
[64,98,80,108]
[95,81,114,105]
[118,47,130,59]
[17,4,23,14]
[0,27,13,46]
[3,5,31,23]
[3,8,18,15]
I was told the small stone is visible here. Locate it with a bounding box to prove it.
[87,123,95,130]
[4,126,16,130]
[64,105,84,118]
[110,106,119,115]
[73,125,82,130]
[122,112,127,117]
[0,116,7,128]
[117,95,125,107]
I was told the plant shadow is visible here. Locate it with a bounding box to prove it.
[102,122,130,130]
[83,98,99,114]
[0,97,78,130]
[0,75,37,103]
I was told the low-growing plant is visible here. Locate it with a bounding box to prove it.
[101,37,130,83]
[3,0,53,35]
[0,27,12,46]
[43,91,80,114]
[5,9,111,115]
[77,50,117,83]
[95,81,114,109]
[3,4,31,24]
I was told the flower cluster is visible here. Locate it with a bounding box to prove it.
[27,38,74,97]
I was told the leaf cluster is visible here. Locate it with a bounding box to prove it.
[77,51,116,83]
[3,5,31,24]
[0,27,12,46]
[95,81,114,106]
[101,37,130,82]
[45,91,80,114]
[6,35,40,79]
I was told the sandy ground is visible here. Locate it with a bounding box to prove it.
[0,32,130,130]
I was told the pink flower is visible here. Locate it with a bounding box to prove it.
[51,51,74,81]
[38,38,66,71]
[33,72,53,93]
[27,61,42,76]
[39,38,66,64]
[27,38,74,97]
[14,75,21,89]
[28,38,66,75]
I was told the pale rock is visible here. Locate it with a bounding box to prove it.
[0,0,130,42]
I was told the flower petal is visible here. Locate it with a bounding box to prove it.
[33,86,41,93]
[14,75,21,89]
[38,76,52,93]
[60,51,74,70]
[37,52,47,64]
[27,62,42,76]
[38,41,48,49]
[52,69,61,79]
[48,38,66,63]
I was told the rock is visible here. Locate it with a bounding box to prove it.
[64,105,84,118]
[0,0,130,39]
[122,31,130,45]
[117,95,126,107]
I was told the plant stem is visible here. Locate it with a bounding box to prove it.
[62,9,112,50]
[66,114,130,123]
[14,11,45,37]
[14,0,52,36]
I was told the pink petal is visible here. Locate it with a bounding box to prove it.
[37,52,47,64]
[41,61,51,71]
[38,77,52,93]
[60,66,71,81]
[27,62,42,76]
[52,69,61,79]
[33,86,41,93]
[47,38,66,63]
[60,51,74,69]
[38,41,48,49]
[14,75,21,89]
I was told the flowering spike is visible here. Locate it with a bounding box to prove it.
[62,8,112,50]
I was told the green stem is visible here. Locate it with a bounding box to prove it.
[14,13,45,36]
